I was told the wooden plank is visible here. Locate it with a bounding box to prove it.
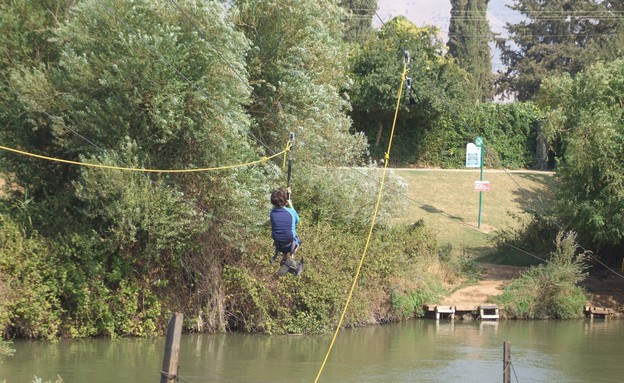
[455,305,478,312]
[590,307,614,314]
[160,313,184,383]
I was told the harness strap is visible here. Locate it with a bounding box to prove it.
[274,239,296,253]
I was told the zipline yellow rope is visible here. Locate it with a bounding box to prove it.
[0,143,290,173]
[313,59,409,383]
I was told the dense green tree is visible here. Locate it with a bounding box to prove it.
[0,0,74,72]
[349,16,472,164]
[340,0,377,43]
[421,101,541,169]
[497,0,622,101]
[233,0,389,228]
[539,60,624,261]
[0,0,478,338]
[1,0,264,336]
[447,0,494,101]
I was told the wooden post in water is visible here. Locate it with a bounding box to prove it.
[503,341,511,383]
[160,313,183,383]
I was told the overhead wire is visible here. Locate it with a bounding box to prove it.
[356,3,624,40]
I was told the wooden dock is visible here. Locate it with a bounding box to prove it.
[479,304,500,320]
[424,304,499,321]
[584,306,615,319]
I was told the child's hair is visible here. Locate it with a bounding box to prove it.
[271,188,288,208]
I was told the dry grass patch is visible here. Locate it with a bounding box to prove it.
[391,169,556,258]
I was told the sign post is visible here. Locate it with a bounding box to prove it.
[474,136,485,229]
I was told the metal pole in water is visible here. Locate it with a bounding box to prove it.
[160,313,184,383]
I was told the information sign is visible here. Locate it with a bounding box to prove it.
[466,143,481,168]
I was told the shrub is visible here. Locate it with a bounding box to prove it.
[496,231,589,319]
[223,220,462,333]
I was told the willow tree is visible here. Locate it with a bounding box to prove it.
[1,0,264,336]
[447,0,494,101]
[536,59,624,262]
[233,0,380,227]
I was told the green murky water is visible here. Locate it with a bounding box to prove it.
[2,319,623,382]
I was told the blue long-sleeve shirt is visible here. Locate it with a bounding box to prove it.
[270,206,299,244]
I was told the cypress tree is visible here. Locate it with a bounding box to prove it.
[447,0,494,101]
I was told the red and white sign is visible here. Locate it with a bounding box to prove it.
[474,181,491,192]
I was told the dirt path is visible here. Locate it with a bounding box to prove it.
[440,264,523,307]
[439,263,624,309]
[583,270,624,308]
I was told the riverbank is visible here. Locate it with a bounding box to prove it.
[394,168,624,316]
[583,269,624,309]
[440,262,624,316]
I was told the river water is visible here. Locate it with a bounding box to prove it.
[2,319,623,382]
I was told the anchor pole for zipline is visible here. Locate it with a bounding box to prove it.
[475,136,485,229]
[160,313,183,383]
[287,131,295,199]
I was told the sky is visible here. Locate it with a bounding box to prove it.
[376,0,521,71]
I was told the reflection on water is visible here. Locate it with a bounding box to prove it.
[1,319,623,382]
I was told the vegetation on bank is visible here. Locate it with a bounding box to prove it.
[0,0,475,339]
[0,0,622,338]
[495,232,589,320]
[223,220,476,334]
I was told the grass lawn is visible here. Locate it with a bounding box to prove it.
[390,169,556,260]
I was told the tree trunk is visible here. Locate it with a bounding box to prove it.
[375,120,384,147]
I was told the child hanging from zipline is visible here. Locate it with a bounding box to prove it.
[270,186,303,276]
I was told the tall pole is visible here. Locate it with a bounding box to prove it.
[503,341,511,383]
[475,136,484,229]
